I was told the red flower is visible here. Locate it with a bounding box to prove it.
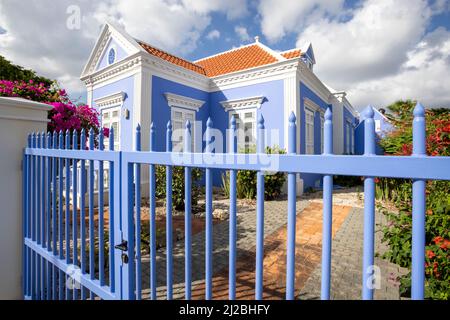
[426,250,436,259]
[433,236,444,245]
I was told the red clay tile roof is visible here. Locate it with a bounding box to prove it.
[138,40,301,78]
[195,44,279,77]
[138,41,206,75]
[281,49,302,59]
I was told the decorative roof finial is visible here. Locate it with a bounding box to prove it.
[254,36,259,43]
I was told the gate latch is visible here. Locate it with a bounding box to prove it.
[115,240,129,264]
[115,240,128,252]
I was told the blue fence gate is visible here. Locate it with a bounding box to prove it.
[23,103,450,300]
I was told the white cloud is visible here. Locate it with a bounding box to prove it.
[235,26,250,41]
[0,0,247,100]
[258,0,345,43]
[348,27,450,108]
[206,29,220,40]
[291,0,449,109]
[181,0,248,19]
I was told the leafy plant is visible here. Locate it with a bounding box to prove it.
[377,100,450,299]
[221,145,286,200]
[155,165,202,210]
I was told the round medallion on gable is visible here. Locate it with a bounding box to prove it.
[108,48,116,65]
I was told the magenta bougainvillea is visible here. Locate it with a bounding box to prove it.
[0,79,68,103]
[0,79,109,142]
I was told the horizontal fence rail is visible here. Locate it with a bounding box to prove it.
[23,102,450,300]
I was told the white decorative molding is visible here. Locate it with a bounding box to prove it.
[298,59,332,103]
[211,59,300,91]
[219,96,265,111]
[164,92,205,112]
[283,75,300,151]
[304,97,325,114]
[94,91,126,108]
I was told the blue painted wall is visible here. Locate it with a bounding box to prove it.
[299,82,330,190]
[92,75,134,151]
[151,76,210,152]
[96,38,128,71]
[209,80,284,185]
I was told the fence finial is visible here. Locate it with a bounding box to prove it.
[58,130,63,149]
[413,102,425,118]
[289,111,296,125]
[99,127,104,151]
[89,127,94,150]
[52,131,57,149]
[257,113,265,129]
[37,132,42,148]
[27,133,32,148]
[107,127,113,151]
[46,132,51,149]
[135,123,141,151]
[150,122,155,152]
[230,115,236,128]
[72,129,78,150]
[166,120,172,152]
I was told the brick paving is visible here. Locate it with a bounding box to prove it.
[140,192,407,300]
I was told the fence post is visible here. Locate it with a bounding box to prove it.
[71,130,78,300]
[321,107,333,300]
[205,117,213,300]
[166,120,173,300]
[149,123,157,300]
[79,129,87,299]
[229,116,237,300]
[134,124,142,300]
[98,129,105,287]
[362,106,375,300]
[184,120,192,300]
[411,102,426,300]
[286,112,297,300]
[256,113,265,300]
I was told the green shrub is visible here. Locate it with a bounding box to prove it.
[155,165,202,210]
[221,145,286,200]
[377,100,450,299]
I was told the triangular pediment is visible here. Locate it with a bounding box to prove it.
[80,22,145,79]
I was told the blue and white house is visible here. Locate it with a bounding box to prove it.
[80,23,359,193]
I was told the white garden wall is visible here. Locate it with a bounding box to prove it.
[0,97,51,299]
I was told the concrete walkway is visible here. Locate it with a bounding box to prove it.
[140,191,407,300]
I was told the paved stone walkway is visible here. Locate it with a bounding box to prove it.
[140,191,407,300]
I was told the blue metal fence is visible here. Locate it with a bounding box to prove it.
[23,103,450,300]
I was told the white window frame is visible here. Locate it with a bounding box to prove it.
[101,105,121,151]
[305,108,315,155]
[229,108,257,153]
[320,114,324,153]
[171,107,195,152]
[345,120,352,154]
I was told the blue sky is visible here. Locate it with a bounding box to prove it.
[0,0,449,109]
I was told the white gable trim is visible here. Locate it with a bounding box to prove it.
[94,91,126,109]
[219,96,265,111]
[164,92,205,112]
[80,22,144,79]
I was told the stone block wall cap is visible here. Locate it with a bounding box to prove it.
[0,96,53,111]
